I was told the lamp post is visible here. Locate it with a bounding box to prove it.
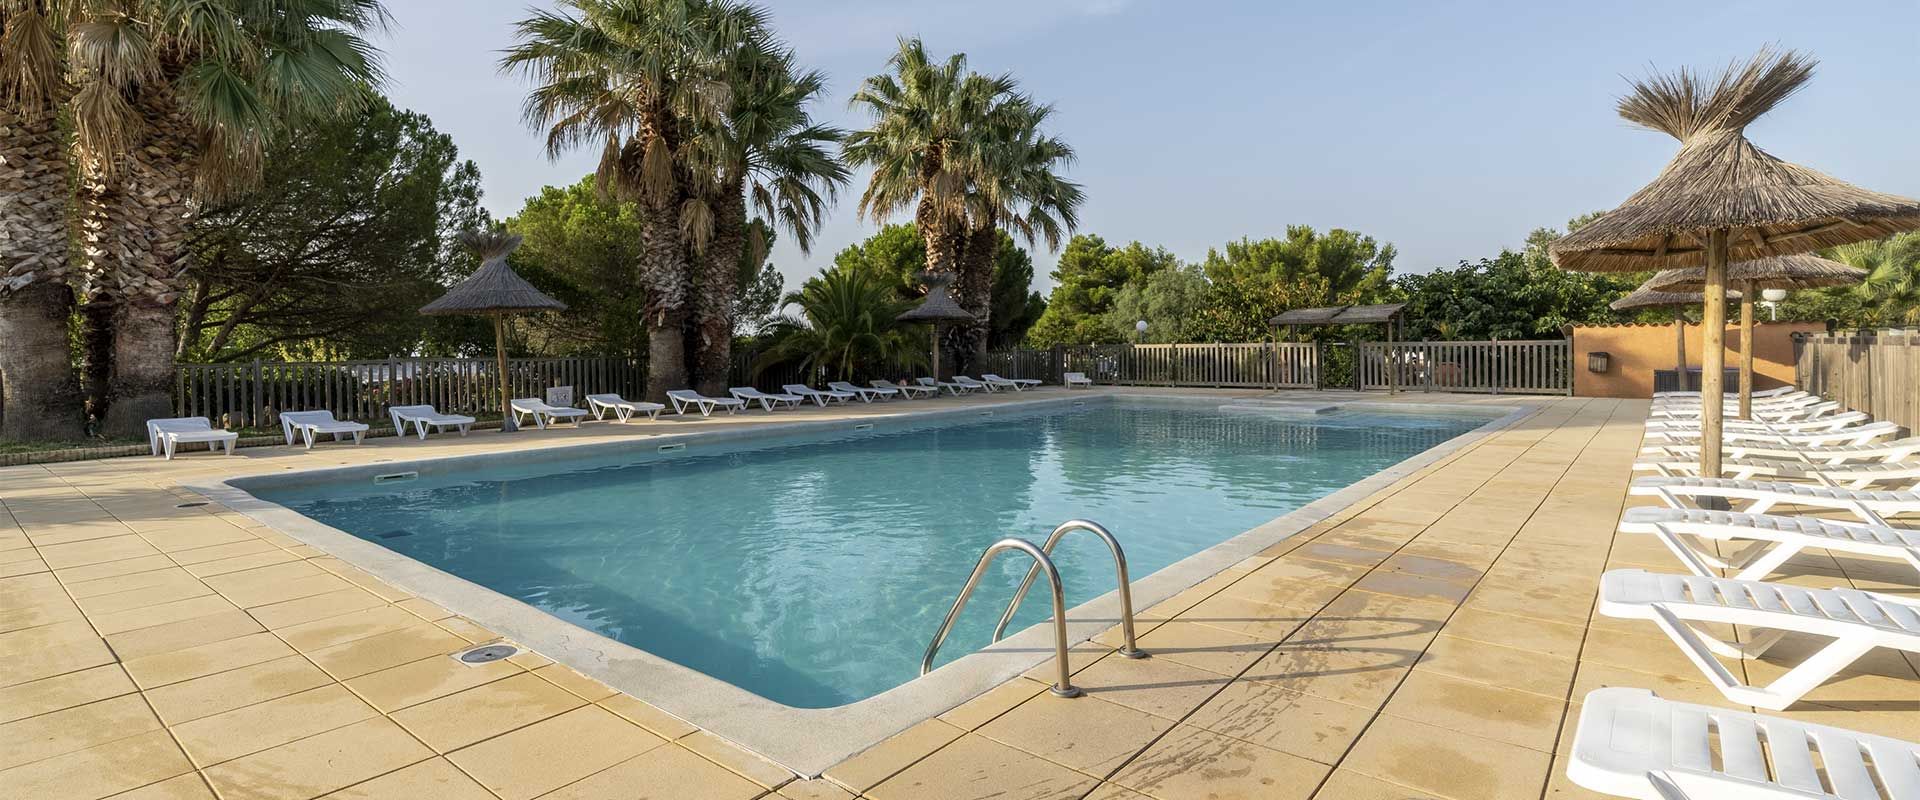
[1761,288,1788,321]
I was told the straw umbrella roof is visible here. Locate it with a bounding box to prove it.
[1268,303,1406,326]
[897,273,974,323]
[1645,254,1866,292]
[1551,49,1920,273]
[420,231,566,316]
[1610,284,1740,312]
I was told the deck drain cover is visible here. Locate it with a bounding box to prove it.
[175,502,208,508]
[458,644,518,664]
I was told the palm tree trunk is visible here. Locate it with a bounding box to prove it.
[637,201,688,402]
[693,189,746,395]
[0,92,84,440]
[956,221,998,371]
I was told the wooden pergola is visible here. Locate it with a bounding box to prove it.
[1268,303,1408,393]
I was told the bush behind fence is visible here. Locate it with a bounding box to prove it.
[984,340,1570,395]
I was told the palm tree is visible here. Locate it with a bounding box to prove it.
[956,101,1081,364]
[503,0,770,402]
[1828,233,1920,326]
[67,0,386,435]
[0,0,84,440]
[686,46,847,394]
[756,268,925,381]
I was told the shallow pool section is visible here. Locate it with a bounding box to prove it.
[250,400,1491,708]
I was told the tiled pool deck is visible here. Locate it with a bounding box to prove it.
[3,389,1915,800]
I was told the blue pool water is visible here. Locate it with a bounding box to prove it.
[254,401,1491,708]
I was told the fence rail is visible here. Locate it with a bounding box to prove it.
[985,339,1570,395]
[1795,332,1919,433]
[176,357,643,428]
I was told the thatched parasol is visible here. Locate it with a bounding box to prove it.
[421,230,565,432]
[1647,255,1866,414]
[1549,47,1920,476]
[1610,283,1743,380]
[897,273,973,382]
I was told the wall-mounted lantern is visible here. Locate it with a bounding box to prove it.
[1587,351,1611,373]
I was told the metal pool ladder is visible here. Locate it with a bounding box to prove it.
[920,520,1147,699]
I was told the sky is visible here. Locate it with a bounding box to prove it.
[375,0,1920,294]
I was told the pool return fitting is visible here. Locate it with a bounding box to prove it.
[920,519,1146,699]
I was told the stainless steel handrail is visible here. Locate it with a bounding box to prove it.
[991,519,1147,660]
[921,537,1082,698]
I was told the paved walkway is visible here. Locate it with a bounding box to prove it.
[3,391,1915,799]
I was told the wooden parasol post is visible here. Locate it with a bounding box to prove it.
[929,323,942,382]
[1699,230,1729,478]
[1672,309,1687,375]
[494,314,514,432]
[1738,279,1756,420]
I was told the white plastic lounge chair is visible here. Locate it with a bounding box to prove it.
[509,398,590,429]
[146,417,238,460]
[1652,385,1802,400]
[979,373,1039,391]
[1639,436,1920,466]
[1064,371,1093,389]
[1568,687,1920,799]
[586,393,664,423]
[729,386,804,411]
[1652,401,1842,424]
[280,410,370,449]
[952,375,998,392]
[873,379,937,398]
[1645,411,1869,434]
[1632,476,1920,522]
[387,405,476,440]
[1652,392,1820,411]
[918,376,970,395]
[1598,569,1920,709]
[1631,456,1920,490]
[829,381,893,402]
[665,389,746,417]
[1619,506,1920,582]
[782,383,854,406]
[1644,421,1899,448]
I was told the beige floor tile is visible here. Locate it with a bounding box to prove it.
[1291,541,1397,569]
[1416,634,1576,699]
[1109,724,1329,800]
[0,663,135,724]
[1436,606,1585,655]
[104,609,265,661]
[1313,769,1446,799]
[0,728,193,800]
[347,651,522,712]
[1350,570,1474,605]
[305,623,469,680]
[1381,670,1565,752]
[598,693,697,740]
[0,619,115,687]
[321,756,493,800]
[1569,659,1750,711]
[937,677,1050,730]
[278,605,428,651]
[679,730,794,787]
[213,569,354,609]
[1341,712,1554,800]
[780,777,858,800]
[111,773,219,800]
[1073,653,1233,720]
[121,631,296,689]
[71,574,213,615]
[1245,556,1372,586]
[867,733,1097,800]
[1463,579,1595,626]
[394,597,453,621]
[392,671,585,752]
[52,553,175,584]
[1132,620,1276,676]
[1181,593,1314,640]
[0,556,49,577]
[89,593,238,636]
[144,654,333,724]
[36,534,160,569]
[542,744,767,800]
[447,705,665,800]
[1083,783,1153,799]
[825,718,968,791]
[0,693,161,771]
[246,586,388,629]
[202,717,433,800]
[534,663,619,701]
[1183,679,1376,764]
[172,683,379,766]
[1244,643,1418,710]
[980,692,1173,774]
[1216,570,1349,609]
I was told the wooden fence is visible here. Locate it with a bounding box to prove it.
[985,339,1571,395]
[1795,331,1919,433]
[176,357,643,428]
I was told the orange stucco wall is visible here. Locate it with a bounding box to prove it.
[1571,321,1824,399]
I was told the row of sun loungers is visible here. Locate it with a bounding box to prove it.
[146,374,1077,458]
[1566,386,1920,799]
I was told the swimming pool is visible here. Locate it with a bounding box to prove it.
[243,397,1495,710]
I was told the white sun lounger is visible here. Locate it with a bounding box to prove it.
[1639,436,1920,466]
[729,387,804,411]
[509,398,590,429]
[1631,476,1920,522]
[918,376,970,395]
[1653,403,1843,425]
[1064,371,1093,389]
[1598,569,1920,709]
[1644,411,1869,434]
[665,390,746,417]
[873,379,936,399]
[1568,687,1920,799]
[1652,385,1803,401]
[781,383,853,406]
[829,381,893,402]
[1644,421,1899,449]
[146,417,239,460]
[387,405,476,440]
[1632,456,1920,490]
[280,410,370,449]
[1619,506,1920,581]
[1652,392,1820,411]
[586,393,664,423]
[979,373,1039,391]
[952,375,998,392]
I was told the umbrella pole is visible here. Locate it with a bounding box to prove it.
[1738,280,1755,420]
[495,315,514,433]
[1673,310,1687,374]
[930,323,941,383]
[1699,230,1729,478]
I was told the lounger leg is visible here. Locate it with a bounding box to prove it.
[164,438,176,461]
[1740,637,1877,710]
[1651,525,1730,577]
[1729,541,1805,582]
[223,439,234,456]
